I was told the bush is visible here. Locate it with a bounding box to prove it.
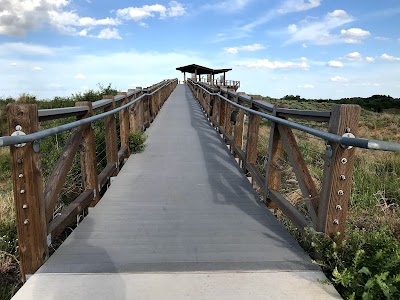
[0,150,11,182]
[308,228,400,299]
[129,131,146,153]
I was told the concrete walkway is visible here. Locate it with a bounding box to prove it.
[13,85,340,299]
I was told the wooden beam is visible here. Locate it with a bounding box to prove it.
[118,92,130,158]
[76,101,99,207]
[103,96,118,173]
[269,190,311,232]
[224,93,234,136]
[7,103,48,281]
[98,162,117,190]
[118,147,128,165]
[265,106,285,210]
[44,127,84,222]
[317,104,361,239]
[277,124,319,224]
[219,98,226,130]
[233,97,244,154]
[48,189,93,238]
[245,107,261,169]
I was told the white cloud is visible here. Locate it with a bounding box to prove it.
[380,53,400,62]
[97,28,121,40]
[74,73,86,80]
[224,43,265,54]
[343,51,362,61]
[277,0,321,14]
[117,1,186,22]
[286,10,354,45]
[366,56,375,62]
[10,62,17,66]
[0,0,120,37]
[302,43,308,48]
[33,66,43,71]
[297,84,314,88]
[202,0,252,13]
[0,0,63,36]
[340,28,370,44]
[138,22,149,28]
[0,42,56,56]
[77,27,121,39]
[237,0,321,34]
[330,76,347,82]
[238,59,309,70]
[327,60,343,68]
[168,1,186,17]
[375,36,389,41]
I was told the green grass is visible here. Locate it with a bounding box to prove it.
[254,103,400,299]
[129,131,147,153]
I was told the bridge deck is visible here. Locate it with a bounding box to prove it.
[13,85,340,299]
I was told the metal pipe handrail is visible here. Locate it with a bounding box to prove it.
[189,79,400,152]
[197,81,331,120]
[0,79,177,147]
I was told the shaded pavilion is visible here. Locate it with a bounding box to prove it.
[176,64,232,84]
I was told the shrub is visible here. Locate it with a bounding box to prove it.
[0,150,11,182]
[129,131,146,153]
[308,227,400,300]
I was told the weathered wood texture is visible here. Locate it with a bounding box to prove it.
[264,107,284,210]
[118,92,130,158]
[76,102,99,207]
[224,93,234,136]
[7,104,48,281]
[219,99,226,129]
[277,124,319,223]
[127,89,141,132]
[245,108,261,167]
[269,190,311,231]
[44,127,84,222]
[317,104,361,238]
[48,189,94,237]
[233,98,244,153]
[103,96,118,170]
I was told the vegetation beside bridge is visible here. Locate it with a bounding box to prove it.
[1,87,400,300]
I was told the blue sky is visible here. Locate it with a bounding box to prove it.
[1,0,400,99]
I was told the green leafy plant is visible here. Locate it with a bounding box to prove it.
[307,227,400,300]
[129,131,147,153]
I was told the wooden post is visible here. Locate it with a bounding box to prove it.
[128,89,138,132]
[317,104,361,239]
[76,102,99,206]
[118,92,130,157]
[212,95,220,127]
[244,105,261,171]
[7,103,48,281]
[219,98,226,130]
[224,92,234,136]
[103,96,118,172]
[136,88,144,131]
[264,106,285,209]
[233,96,244,153]
[144,94,150,128]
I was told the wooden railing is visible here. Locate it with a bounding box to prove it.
[188,79,400,240]
[194,78,240,88]
[5,79,178,280]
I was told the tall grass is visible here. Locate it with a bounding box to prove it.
[254,106,400,299]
